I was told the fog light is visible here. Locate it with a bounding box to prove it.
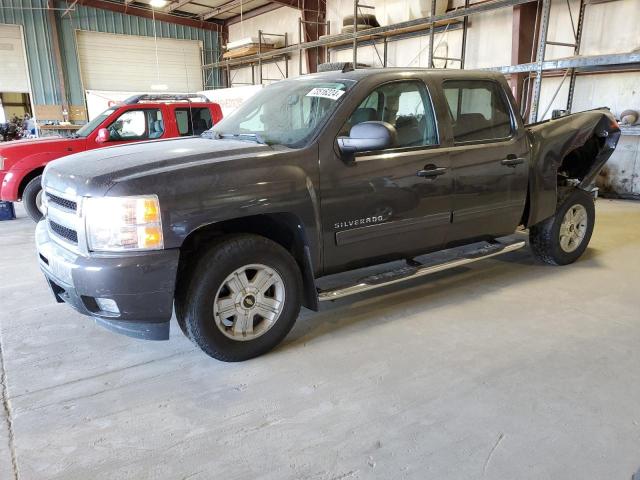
[95,298,120,314]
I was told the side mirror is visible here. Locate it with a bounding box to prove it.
[96,128,110,143]
[552,109,568,120]
[337,121,396,158]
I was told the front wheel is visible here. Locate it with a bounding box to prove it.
[179,234,302,362]
[22,175,44,222]
[529,189,595,265]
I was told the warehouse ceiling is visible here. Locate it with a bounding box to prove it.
[164,0,274,21]
[60,0,325,60]
[100,0,294,23]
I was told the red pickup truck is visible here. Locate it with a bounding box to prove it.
[0,94,223,221]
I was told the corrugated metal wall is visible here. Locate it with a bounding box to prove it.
[0,0,220,110]
[0,0,61,105]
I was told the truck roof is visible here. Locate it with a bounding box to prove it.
[122,93,214,105]
[302,67,505,83]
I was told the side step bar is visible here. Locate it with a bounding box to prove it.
[318,239,526,302]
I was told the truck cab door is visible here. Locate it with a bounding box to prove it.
[441,79,529,245]
[320,79,453,272]
[94,107,166,147]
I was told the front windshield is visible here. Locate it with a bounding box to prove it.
[211,79,355,147]
[76,108,116,138]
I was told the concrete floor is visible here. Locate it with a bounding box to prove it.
[1,199,639,480]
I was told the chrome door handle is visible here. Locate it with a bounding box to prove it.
[501,157,524,167]
[417,167,447,178]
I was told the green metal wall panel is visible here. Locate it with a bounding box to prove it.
[0,0,220,113]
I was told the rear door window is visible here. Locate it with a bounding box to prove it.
[443,80,513,143]
[175,107,214,136]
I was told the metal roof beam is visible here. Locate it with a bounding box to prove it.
[78,0,223,29]
[225,3,284,25]
[201,0,246,20]
[165,0,193,13]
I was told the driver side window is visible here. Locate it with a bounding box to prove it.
[107,109,163,141]
[341,81,438,149]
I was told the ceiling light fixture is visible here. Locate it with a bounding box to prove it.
[149,0,168,8]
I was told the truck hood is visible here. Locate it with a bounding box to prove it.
[43,136,273,197]
[0,136,85,169]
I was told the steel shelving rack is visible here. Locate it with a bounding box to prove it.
[203,0,640,121]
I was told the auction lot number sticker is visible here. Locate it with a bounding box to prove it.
[306,87,346,101]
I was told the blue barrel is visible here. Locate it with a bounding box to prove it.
[0,201,16,221]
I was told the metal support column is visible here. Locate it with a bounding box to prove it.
[566,0,586,112]
[529,0,551,123]
[258,30,263,84]
[383,37,388,67]
[352,0,358,68]
[325,22,331,64]
[460,0,470,68]
[427,0,436,67]
[298,18,303,75]
[284,33,289,78]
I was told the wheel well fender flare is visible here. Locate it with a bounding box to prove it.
[177,213,320,311]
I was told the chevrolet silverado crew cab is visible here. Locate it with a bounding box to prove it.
[35,68,620,362]
[0,94,222,221]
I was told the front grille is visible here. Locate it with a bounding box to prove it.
[49,219,78,244]
[46,192,77,211]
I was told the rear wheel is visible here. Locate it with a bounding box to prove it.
[529,189,595,265]
[22,175,44,222]
[180,234,302,362]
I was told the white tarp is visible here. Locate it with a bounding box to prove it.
[85,90,141,121]
[85,86,263,121]
[199,85,263,116]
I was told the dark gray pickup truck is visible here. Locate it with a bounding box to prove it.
[36,68,620,361]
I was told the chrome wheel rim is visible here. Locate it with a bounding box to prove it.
[213,264,285,341]
[559,204,588,253]
[35,189,44,214]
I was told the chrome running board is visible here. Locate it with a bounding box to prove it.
[318,239,526,301]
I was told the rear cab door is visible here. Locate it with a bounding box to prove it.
[439,76,530,245]
[172,104,218,137]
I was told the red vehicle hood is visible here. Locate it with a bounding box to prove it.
[0,136,87,171]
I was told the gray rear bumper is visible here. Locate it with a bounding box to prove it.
[35,221,179,340]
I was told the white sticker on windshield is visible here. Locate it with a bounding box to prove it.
[306,87,345,101]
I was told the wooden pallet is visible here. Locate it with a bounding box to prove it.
[223,44,277,60]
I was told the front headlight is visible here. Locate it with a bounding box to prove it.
[84,195,164,251]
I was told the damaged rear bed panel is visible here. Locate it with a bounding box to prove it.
[524,108,620,226]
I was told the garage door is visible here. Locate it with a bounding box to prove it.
[76,31,203,92]
[0,24,30,92]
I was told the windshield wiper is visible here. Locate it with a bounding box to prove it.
[213,132,267,144]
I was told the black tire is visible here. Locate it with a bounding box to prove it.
[174,294,190,340]
[529,189,595,266]
[181,234,302,362]
[22,175,43,222]
[341,24,375,34]
[342,13,379,27]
